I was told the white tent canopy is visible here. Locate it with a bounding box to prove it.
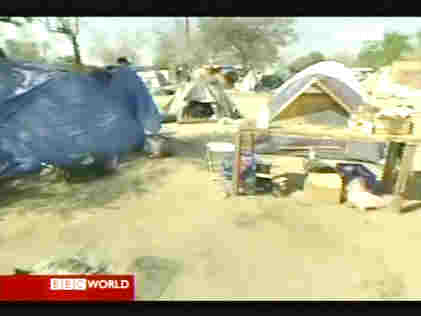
[257,61,370,128]
[274,61,370,104]
[165,79,241,122]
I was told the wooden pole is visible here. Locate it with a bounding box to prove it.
[391,143,417,213]
[233,131,241,195]
[382,142,401,194]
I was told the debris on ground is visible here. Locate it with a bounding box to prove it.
[14,252,113,275]
[303,172,343,204]
[131,256,182,300]
[345,177,394,211]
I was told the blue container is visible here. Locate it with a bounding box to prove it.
[221,151,257,195]
[336,163,377,190]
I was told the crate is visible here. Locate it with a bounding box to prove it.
[303,172,343,204]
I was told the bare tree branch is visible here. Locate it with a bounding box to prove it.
[0,17,23,26]
[42,17,82,65]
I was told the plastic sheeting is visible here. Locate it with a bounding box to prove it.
[254,135,386,164]
[0,59,162,179]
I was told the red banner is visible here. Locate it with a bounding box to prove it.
[0,274,136,301]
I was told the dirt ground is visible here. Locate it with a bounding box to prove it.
[1,92,421,300]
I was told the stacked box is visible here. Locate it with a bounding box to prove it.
[303,172,343,204]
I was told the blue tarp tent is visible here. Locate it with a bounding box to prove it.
[0,59,162,179]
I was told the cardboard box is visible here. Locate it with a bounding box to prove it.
[303,172,343,204]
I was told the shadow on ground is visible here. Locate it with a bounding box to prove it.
[167,131,235,171]
[0,151,173,219]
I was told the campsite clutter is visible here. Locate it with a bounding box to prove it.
[2,55,421,213]
[161,65,242,123]
[0,58,177,182]
[196,61,421,213]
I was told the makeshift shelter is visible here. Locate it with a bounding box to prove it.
[263,61,371,128]
[255,62,386,163]
[237,70,258,92]
[0,59,162,179]
[163,79,242,123]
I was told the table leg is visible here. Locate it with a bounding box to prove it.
[232,132,241,195]
[382,142,401,194]
[390,143,417,213]
[206,149,213,172]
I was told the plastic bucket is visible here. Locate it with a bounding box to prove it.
[206,142,235,173]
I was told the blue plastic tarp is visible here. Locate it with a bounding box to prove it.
[0,59,162,179]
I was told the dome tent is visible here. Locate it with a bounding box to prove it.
[255,62,386,164]
[266,61,370,128]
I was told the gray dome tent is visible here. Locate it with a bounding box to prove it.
[255,62,386,163]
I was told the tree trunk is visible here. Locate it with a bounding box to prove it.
[0,48,6,59]
[70,34,82,65]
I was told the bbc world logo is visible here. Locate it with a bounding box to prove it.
[50,278,130,291]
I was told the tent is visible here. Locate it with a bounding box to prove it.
[237,70,258,92]
[255,62,386,163]
[264,61,370,128]
[163,79,242,123]
[0,59,162,180]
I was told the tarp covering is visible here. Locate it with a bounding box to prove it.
[0,59,161,179]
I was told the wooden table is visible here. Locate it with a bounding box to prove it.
[232,126,421,213]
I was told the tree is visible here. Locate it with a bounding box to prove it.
[4,39,43,61]
[153,27,209,69]
[42,17,83,65]
[0,17,37,56]
[356,31,413,68]
[91,28,145,65]
[197,18,297,72]
[328,50,357,67]
[355,41,385,68]
[288,51,325,73]
[0,17,34,27]
[382,31,413,64]
[415,29,421,48]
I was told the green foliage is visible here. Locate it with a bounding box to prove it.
[55,55,76,64]
[327,50,358,68]
[288,51,325,73]
[154,18,298,73]
[382,32,413,63]
[356,31,413,68]
[0,17,35,27]
[153,25,210,70]
[416,29,421,47]
[90,27,145,66]
[4,39,44,61]
[197,17,297,71]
